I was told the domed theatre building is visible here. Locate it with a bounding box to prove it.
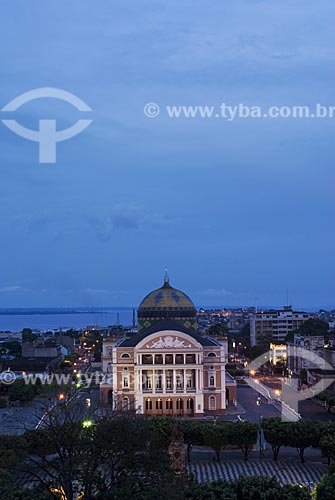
[100,275,236,416]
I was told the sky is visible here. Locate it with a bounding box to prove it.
[0,1,334,309]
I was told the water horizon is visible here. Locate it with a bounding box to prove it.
[0,305,330,333]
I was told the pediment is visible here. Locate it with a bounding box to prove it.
[137,330,201,350]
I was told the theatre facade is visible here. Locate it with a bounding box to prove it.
[100,276,236,416]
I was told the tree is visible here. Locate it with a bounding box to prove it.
[149,416,175,449]
[229,421,258,460]
[316,390,335,413]
[0,471,50,500]
[8,380,35,403]
[208,323,229,338]
[184,479,236,500]
[21,328,35,342]
[313,473,335,500]
[285,420,323,463]
[262,418,290,461]
[201,423,228,461]
[285,319,329,342]
[184,476,310,500]
[1,340,22,356]
[15,405,177,500]
[320,435,335,466]
[180,420,204,462]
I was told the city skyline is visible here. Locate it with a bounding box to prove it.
[1,2,334,308]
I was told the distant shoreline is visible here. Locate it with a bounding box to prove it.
[0,305,330,315]
[0,307,134,316]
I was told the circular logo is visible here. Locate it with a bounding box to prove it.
[144,103,160,118]
[0,370,16,385]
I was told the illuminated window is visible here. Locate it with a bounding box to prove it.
[166,399,173,410]
[145,399,152,410]
[187,398,194,410]
[176,399,183,410]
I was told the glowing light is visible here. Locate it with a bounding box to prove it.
[82,419,93,428]
[50,486,67,500]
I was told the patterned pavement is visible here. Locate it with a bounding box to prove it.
[188,458,326,485]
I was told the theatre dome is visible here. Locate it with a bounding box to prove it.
[137,275,197,333]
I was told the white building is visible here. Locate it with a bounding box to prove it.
[286,334,325,376]
[250,306,310,346]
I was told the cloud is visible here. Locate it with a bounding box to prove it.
[82,288,128,295]
[0,285,29,293]
[197,288,251,299]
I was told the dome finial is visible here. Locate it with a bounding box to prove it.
[164,266,169,284]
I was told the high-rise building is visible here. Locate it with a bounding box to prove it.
[250,306,310,346]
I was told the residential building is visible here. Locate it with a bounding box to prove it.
[250,306,310,346]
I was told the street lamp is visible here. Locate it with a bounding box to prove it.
[256,396,262,460]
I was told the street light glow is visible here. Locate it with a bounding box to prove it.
[82,419,93,428]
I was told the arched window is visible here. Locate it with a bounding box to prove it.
[123,396,129,410]
[121,353,130,359]
[176,399,183,410]
[209,375,215,387]
[145,399,152,410]
[187,398,194,410]
[209,395,216,410]
[208,352,217,357]
[166,399,173,410]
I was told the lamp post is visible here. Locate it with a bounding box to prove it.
[256,396,262,460]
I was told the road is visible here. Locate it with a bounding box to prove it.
[236,385,280,422]
[260,376,335,421]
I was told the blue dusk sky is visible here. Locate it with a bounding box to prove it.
[0,1,334,309]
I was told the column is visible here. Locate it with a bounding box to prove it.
[162,368,166,394]
[173,369,176,393]
[139,369,142,392]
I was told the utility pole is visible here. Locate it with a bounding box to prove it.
[256,396,262,460]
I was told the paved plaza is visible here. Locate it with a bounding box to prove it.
[188,457,326,486]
